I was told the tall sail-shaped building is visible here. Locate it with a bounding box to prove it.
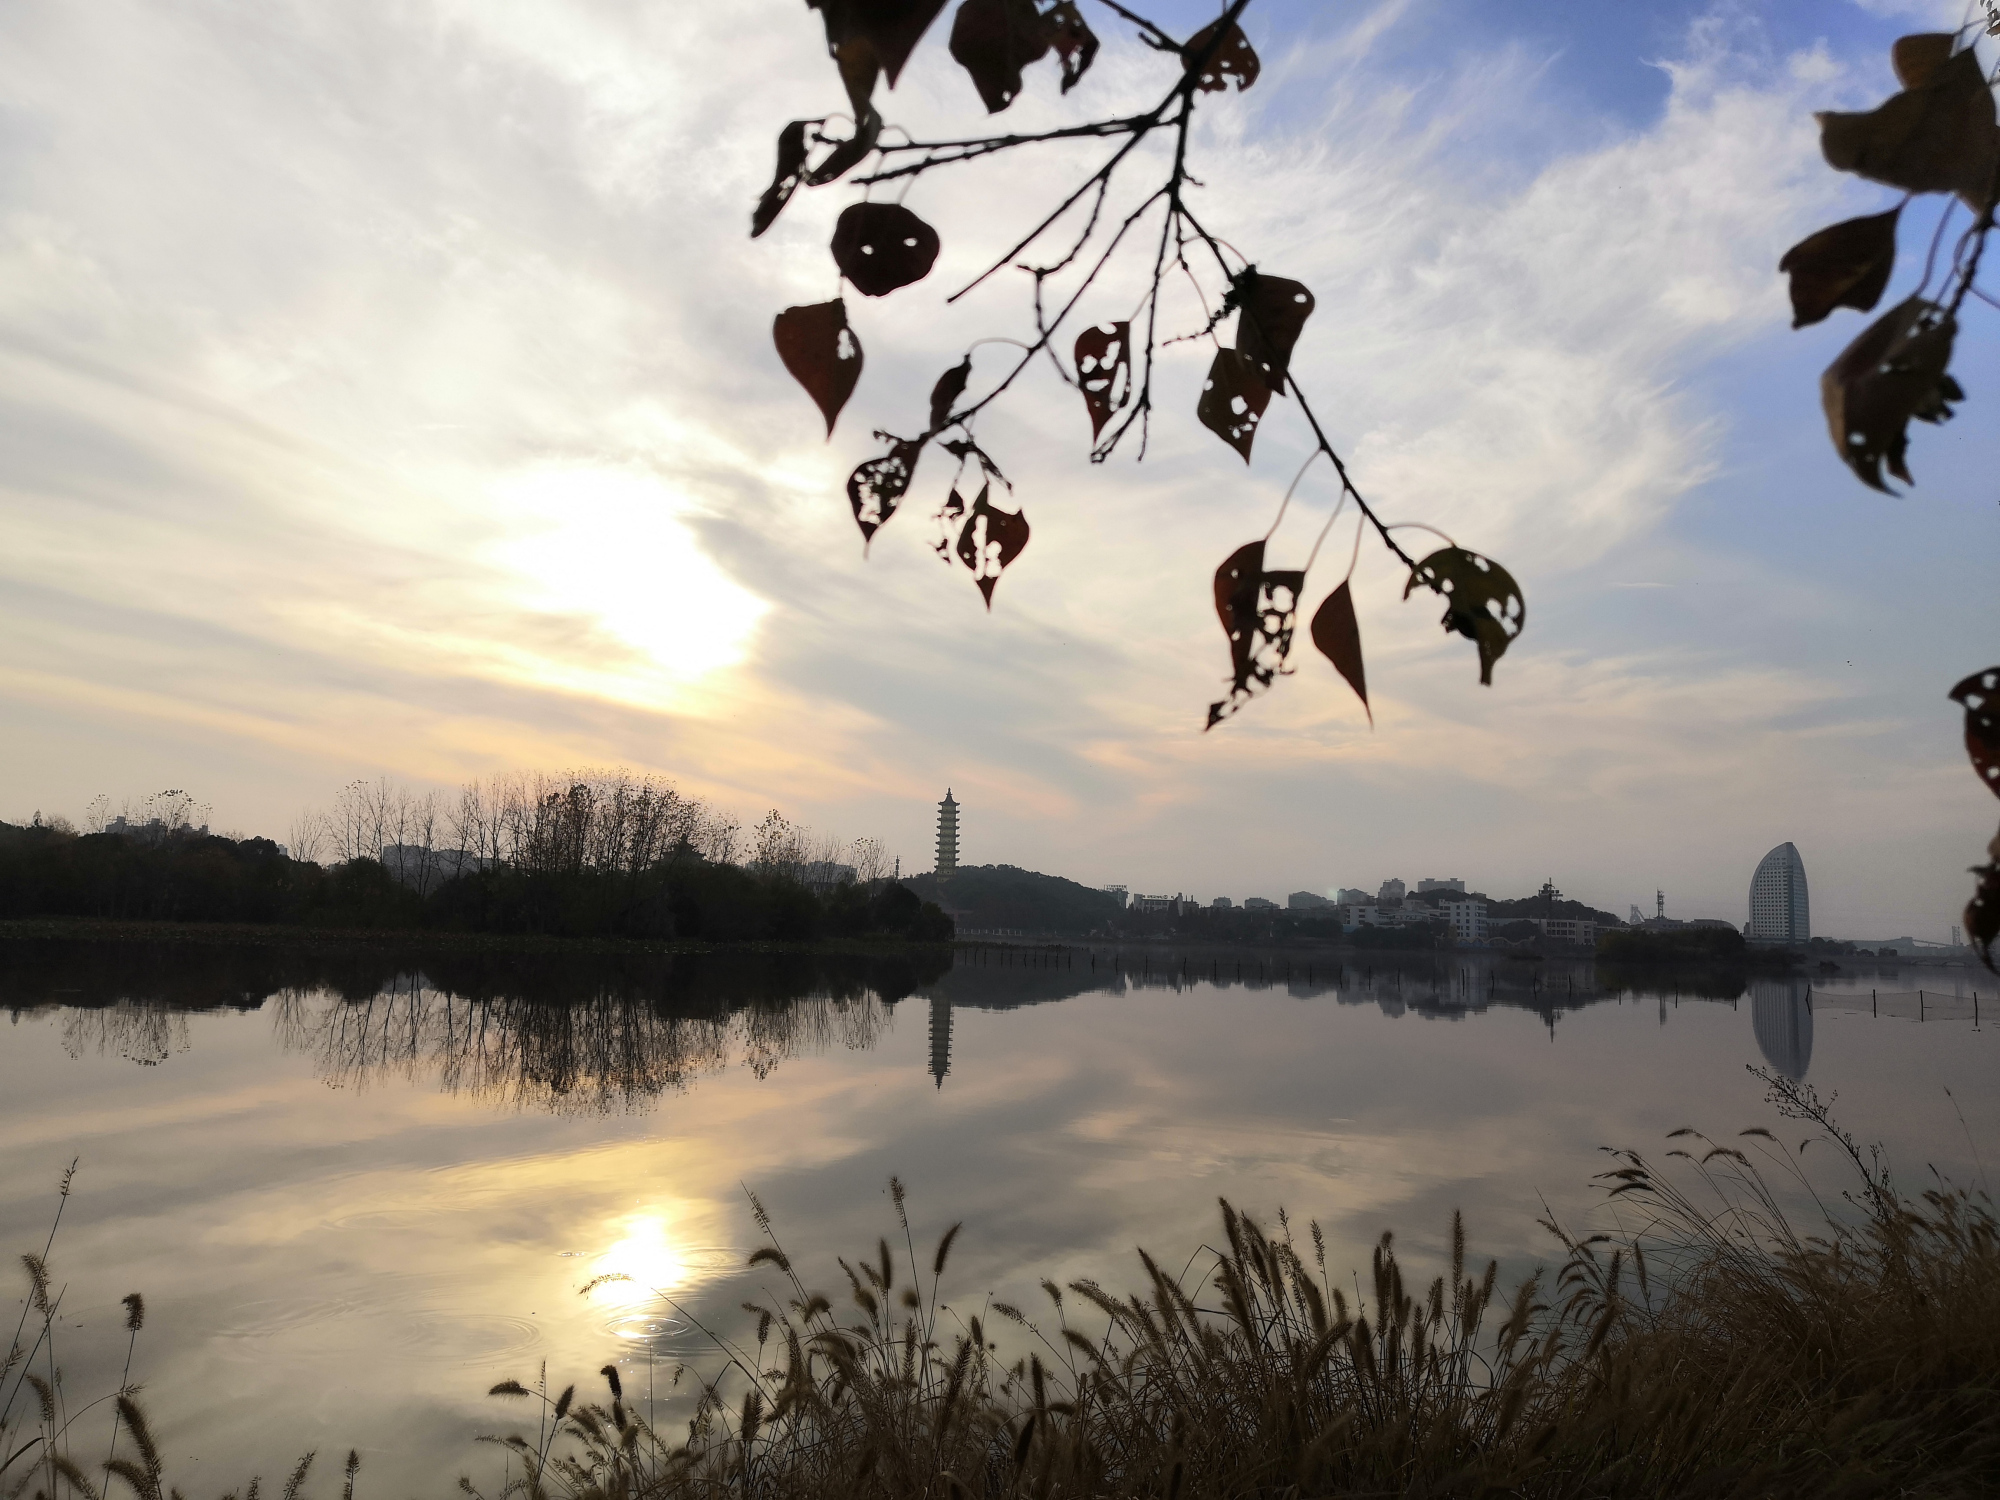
[1746,843,1809,943]
[935,789,959,877]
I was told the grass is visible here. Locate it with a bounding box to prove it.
[7,1070,1998,1500]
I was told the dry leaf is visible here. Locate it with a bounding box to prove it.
[950,0,1053,113]
[1820,295,1961,492]
[1206,540,1304,728]
[832,202,942,296]
[1309,582,1370,725]
[1046,1,1098,92]
[1817,38,2000,209]
[1197,348,1272,462]
[1968,826,2000,972]
[753,121,813,239]
[848,438,922,547]
[929,355,972,431]
[1779,208,1901,328]
[808,0,949,91]
[1074,322,1131,439]
[1404,547,1525,686]
[806,106,884,187]
[953,483,1030,607]
[1235,272,1315,392]
[1182,19,1259,93]
[773,300,863,436]
[1950,667,2000,800]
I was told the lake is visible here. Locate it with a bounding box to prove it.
[1,937,1992,1496]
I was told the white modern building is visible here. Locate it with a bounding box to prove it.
[1442,898,1488,942]
[1417,877,1466,894]
[1746,843,1810,944]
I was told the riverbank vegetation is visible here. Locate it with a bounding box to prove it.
[8,1076,1994,1500]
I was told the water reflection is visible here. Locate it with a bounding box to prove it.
[1750,980,1814,1080]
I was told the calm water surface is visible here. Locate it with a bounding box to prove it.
[1,940,1993,1494]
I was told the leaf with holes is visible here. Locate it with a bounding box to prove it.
[1779,208,1901,328]
[1310,582,1370,725]
[1950,667,2000,801]
[1817,37,2000,209]
[953,484,1030,608]
[1206,540,1305,729]
[929,355,971,431]
[1969,828,2000,973]
[832,202,941,297]
[808,0,950,90]
[1236,273,1315,392]
[1197,349,1272,462]
[753,121,814,239]
[932,485,969,560]
[848,438,922,548]
[950,0,1053,113]
[1074,322,1130,440]
[774,301,863,437]
[1820,295,1960,492]
[1182,19,1259,93]
[1404,548,1525,687]
[1046,2,1098,91]
[806,107,884,187]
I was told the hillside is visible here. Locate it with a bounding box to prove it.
[901,864,1122,936]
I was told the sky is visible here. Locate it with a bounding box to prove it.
[1,0,1995,939]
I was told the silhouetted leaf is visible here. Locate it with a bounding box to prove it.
[1779,208,1901,328]
[1235,272,1315,392]
[1206,540,1304,729]
[806,106,885,187]
[808,0,950,91]
[932,485,969,560]
[929,355,972,430]
[1820,295,1961,492]
[1197,349,1272,462]
[1309,582,1370,725]
[1046,2,1098,92]
[848,437,922,547]
[1074,322,1130,439]
[832,202,942,296]
[773,300,863,436]
[1182,19,1259,93]
[1404,547,1525,686]
[954,483,1030,607]
[1817,38,2000,208]
[950,0,1053,113]
[1949,667,2000,800]
[1968,827,2000,972]
[940,435,1010,486]
[753,121,814,238]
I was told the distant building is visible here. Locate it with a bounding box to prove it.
[1442,898,1488,943]
[1417,877,1466,894]
[1133,893,1187,915]
[1287,890,1332,910]
[1530,917,1597,946]
[1336,903,1380,929]
[1242,896,1278,911]
[1746,842,1809,944]
[1210,896,1234,909]
[1102,883,1129,908]
[935,789,960,877]
[1336,887,1370,905]
[1377,878,1406,902]
[802,860,857,891]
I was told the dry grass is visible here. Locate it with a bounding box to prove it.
[8,1070,1998,1500]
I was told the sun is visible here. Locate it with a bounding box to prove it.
[590,1213,689,1307]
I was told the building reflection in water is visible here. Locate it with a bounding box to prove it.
[1749,979,1814,1080]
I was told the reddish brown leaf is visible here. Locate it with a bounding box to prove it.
[752,121,813,239]
[1182,19,1259,93]
[1206,540,1305,729]
[1236,273,1315,392]
[847,437,922,547]
[808,0,950,90]
[1074,322,1131,440]
[1969,829,2000,973]
[1891,32,1954,89]
[1817,40,2000,209]
[929,355,972,431]
[953,483,1030,608]
[1779,208,1901,328]
[1309,582,1370,725]
[1820,295,1961,492]
[1950,667,2000,801]
[832,202,942,297]
[773,300,863,437]
[1197,348,1272,462]
[1404,547,1525,686]
[950,0,1053,113]
[1046,1,1098,92]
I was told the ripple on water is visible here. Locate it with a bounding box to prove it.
[213,1295,367,1339]
[388,1311,546,1363]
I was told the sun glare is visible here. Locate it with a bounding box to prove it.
[591,1213,689,1307]
[490,467,768,692]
